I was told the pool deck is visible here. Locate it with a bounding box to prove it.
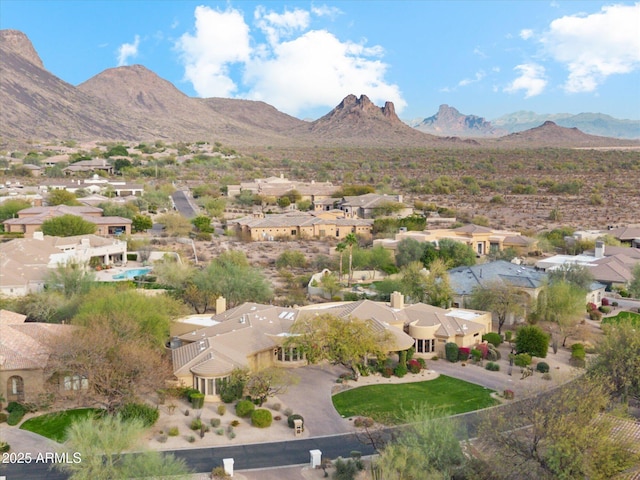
[93,261,151,282]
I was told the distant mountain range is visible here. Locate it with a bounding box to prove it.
[1,29,638,148]
[409,105,639,140]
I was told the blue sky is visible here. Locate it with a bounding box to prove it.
[2,1,639,120]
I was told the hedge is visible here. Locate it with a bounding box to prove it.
[7,409,25,426]
[482,332,502,348]
[536,362,550,373]
[445,342,459,362]
[287,414,304,429]
[251,409,273,428]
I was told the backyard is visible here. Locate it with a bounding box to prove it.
[332,375,498,424]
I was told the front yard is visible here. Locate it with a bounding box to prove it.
[19,408,103,442]
[332,374,498,424]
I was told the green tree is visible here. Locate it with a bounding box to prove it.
[131,214,153,233]
[369,245,396,274]
[395,238,426,268]
[477,376,639,480]
[48,189,81,206]
[344,233,358,286]
[44,260,96,298]
[424,258,453,308]
[0,199,31,224]
[399,261,428,303]
[235,190,256,207]
[104,144,129,157]
[276,250,307,269]
[97,202,138,219]
[287,313,393,378]
[435,239,476,268]
[374,406,466,479]
[548,263,594,290]
[628,263,640,298]
[41,214,96,236]
[336,242,347,282]
[320,272,341,299]
[590,319,640,402]
[535,280,586,346]
[57,414,190,480]
[469,282,528,334]
[515,324,549,358]
[191,215,213,233]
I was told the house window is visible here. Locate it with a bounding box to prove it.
[291,230,297,236]
[275,346,303,362]
[336,229,340,237]
[415,339,435,353]
[63,375,88,391]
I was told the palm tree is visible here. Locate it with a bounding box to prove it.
[344,233,358,286]
[336,242,347,284]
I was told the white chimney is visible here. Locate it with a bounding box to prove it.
[595,241,605,259]
[390,291,404,309]
[216,296,227,314]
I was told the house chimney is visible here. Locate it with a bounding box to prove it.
[390,291,404,309]
[595,241,605,259]
[216,296,227,314]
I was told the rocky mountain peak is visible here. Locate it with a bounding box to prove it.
[0,29,44,69]
[413,104,506,138]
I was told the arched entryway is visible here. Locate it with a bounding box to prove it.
[7,375,24,402]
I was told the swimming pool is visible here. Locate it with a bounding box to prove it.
[112,267,153,280]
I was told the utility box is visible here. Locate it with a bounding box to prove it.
[294,418,303,437]
[223,458,234,477]
[310,449,322,468]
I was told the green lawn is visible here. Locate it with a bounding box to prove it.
[332,375,498,424]
[20,408,104,442]
[603,311,640,327]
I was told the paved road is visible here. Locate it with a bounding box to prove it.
[172,190,198,219]
[0,433,376,480]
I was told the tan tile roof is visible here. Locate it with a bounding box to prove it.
[0,320,74,371]
[0,310,27,325]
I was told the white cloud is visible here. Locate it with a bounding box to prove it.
[117,35,140,66]
[541,3,640,93]
[176,6,251,98]
[311,4,342,18]
[505,63,547,97]
[175,4,406,116]
[458,70,486,87]
[519,29,534,40]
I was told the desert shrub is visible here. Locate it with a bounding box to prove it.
[382,366,393,378]
[287,414,304,429]
[227,430,236,439]
[514,353,532,368]
[407,359,421,374]
[536,362,550,373]
[230,420,240,427]
[0,441,10,453]
[445,342,459,362]
[235,400,255,418]
[118,402,159,427]
[334,457,364,479]
[394,364,408,378]
[251,409,273,428]
[589,309,603,321]
[216,428,224,435]
[187,435,196,443]
[283,407,293,417]
[542,372,552,380]
[611,301,618,307]
[190,393,205,409]
[515,325,549,358]
[485,362,500,371]
[168,426,179,436]
[158,434,167,443]
[458,347,471,361]
[216,404,226,416]
[6,409,25,426]
[598,306,611,314]
[271,402,281,411]
[570,343,586,367]
[210,418,221,428]
[482,332,502,347]
[431,355,439,361]
[353,417,374,428]
[181,387,200,401]
[211,466,230,479]
[190,418,203,431]
[0,413,7,423]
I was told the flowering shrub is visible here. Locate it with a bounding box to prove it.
[407,359,421,374]
[586,302,597,312]
[458,347,471,361]
[504,389,515,400]
[601,297,610,306]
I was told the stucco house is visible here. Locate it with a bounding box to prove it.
[170,293,492,402]
[0,233,127,297]
[0,310,78,404]
[2,205,132,237]
[226,175,338,202]
[230,211,373,241]
[374,225,535,258]
[337,193,413,219]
